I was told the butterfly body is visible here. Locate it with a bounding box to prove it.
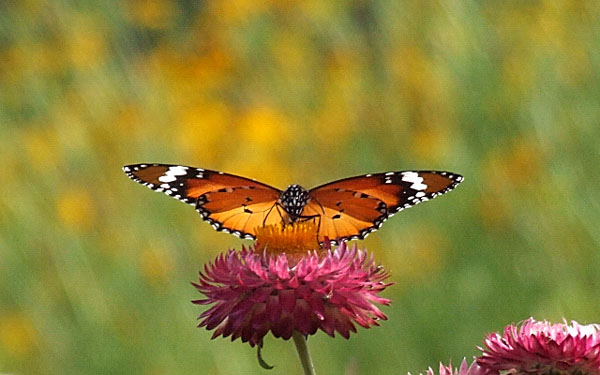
[279,184,311,218]
[123,164,463,244]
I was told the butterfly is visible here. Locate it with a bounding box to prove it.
[123,164,463,244]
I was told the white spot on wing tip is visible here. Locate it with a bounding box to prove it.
[401,171,427,190]
[158,165,188,183]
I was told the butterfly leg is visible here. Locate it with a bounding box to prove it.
[262,203,290,228]
[262,203,277,227]
[274,204,289,227]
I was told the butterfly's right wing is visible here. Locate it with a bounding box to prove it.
[305,171,463,244]
[302,189,387,244]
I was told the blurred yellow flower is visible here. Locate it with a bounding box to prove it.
[534,1,595,88]
[138,246,174,287]
[391,46,432,102]
[312,104,351,141]
[175,101,231,163]
[272,32,310,76]
[298,0,334,20]
[227,106,294,186]
[390,45,457,139]
[478,137,544,227]
[113,103,143,133]
[325,49,364,99]
[531,1,563,49]
[502,54,534,98]
[23,126,61,172]
[483,138,543,190]
[0,313,37,357]
[151,44,233,96]
[411,127,451,164]
[56,188,96,231]
[66,16,107,69]
[1,42,65,79]
[210,0,271,24]
[238,106,290,148]
[312,50,366,142]
[124,0,175,30]
[557,45,591,87]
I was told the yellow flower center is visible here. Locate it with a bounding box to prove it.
[254,221,322,256]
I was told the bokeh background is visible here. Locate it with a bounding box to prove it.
[1,1,600,374]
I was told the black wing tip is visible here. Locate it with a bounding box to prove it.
[121,163,159,185]
[122,164,137,178]
[429,170,464,189]
[430,170,464,181]
[122,163,162,172]
[449,172,464,183]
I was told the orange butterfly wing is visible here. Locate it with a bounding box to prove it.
[302,190,388,244]
[307,171,463,243]
[123,164,283,239]
[196,187,287,238]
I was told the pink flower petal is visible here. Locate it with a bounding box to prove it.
[477,318,600,375]
[193,242,391,346]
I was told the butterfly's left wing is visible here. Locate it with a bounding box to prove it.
[304,171,463,244]
[123,164,284,239]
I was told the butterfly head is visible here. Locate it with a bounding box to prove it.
[279,184,310,217]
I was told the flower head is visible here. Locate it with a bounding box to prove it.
[254,221,321,259]
[413,359,487,375]
[477,318,600,375]
[192,223,391,347]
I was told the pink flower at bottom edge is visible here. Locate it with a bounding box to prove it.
[411,359,487,375]
[192,241,392,347]
[477,318,600,375]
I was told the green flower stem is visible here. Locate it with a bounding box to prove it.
[292,331,316,375]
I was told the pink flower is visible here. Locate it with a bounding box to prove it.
[477,318,600,374]
[192,240,391,347]
[414,359,487,375]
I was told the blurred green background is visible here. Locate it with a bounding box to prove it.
[1,1,600,374]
